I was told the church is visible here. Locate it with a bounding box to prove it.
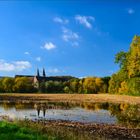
[15,68,74,88]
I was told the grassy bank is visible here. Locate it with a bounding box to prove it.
[0,121,59,140]
[0,94,140,105]
[0,120,110,140]
[1,119,139,140]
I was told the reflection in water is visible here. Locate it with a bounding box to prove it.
[0,101,139,127]
[37,109,40,117]
[34,104,46,117]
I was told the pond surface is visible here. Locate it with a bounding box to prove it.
[0,107,116,124]
[0,102,140,127]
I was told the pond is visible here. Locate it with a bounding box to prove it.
[0,102,139,127]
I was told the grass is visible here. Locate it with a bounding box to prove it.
[0,93,140,105]
[0,120,99,140]
[0,121,59,140]
[1,119,139,140]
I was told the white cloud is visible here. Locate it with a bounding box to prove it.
[24,52,30,55]
[36,57,41,62]
[62,27,79,42]
[127,8,135,14]
[53,17,69,24]
[75,15,95,29]
[41,42,56,50]
[0,59,31,72]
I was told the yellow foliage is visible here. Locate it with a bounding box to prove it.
[95,78,103,87]
[120,103,129,111]
[118,81,128,94]
[83,77,104,93]
[127,36,140,78]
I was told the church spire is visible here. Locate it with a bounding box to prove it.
[37,68,40,77]
[43,68,46,77]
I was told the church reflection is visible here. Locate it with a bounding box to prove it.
[34,104,46,117]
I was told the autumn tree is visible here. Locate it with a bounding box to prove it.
[109,35,140,95]
[1,77,14,93]
[82,77,104,93]
[115,51,128,68]
[69,79,80,93]
[127,35,140,78]
[13,77,36,93]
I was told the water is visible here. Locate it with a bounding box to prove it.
[0,106,116,123]
[0,102,140,127]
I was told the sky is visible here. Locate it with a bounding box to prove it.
[0,0,140,77]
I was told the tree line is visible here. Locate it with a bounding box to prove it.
[0,76,110,93]
[0,77,37,93]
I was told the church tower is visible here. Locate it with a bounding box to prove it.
[37,68,40,77]
[43,68,46,77]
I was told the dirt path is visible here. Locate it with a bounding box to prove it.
[0,94,140,104]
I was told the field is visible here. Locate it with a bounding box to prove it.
[0,93,140,105]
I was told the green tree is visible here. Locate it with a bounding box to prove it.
[101,77,111,93]
[127,78,140,96]
[63,86,70,93]
[0,79,4,93]
[1,77,14,93]
[45,81,64,93]
[69,79,80,93]
[39,81,46,93]
[78,79,84,93]
[14,77,36,93]
[109,35,140,95]
[109,70,128,94]
[115,51,128,69]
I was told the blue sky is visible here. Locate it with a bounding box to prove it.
[0,0,140,77]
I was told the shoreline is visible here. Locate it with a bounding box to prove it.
[42,120,140,139]
[1,117,139,140]
[0,94,140,105]
[0,116,139,139]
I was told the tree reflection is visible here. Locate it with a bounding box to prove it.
[1,101,140,127]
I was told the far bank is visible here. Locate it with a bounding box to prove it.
[0,94,140,105]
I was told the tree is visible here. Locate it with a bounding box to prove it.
[39,82,46,93]
[1,77,14,93]
[109,35,140,95]
[109,70,128,94]
[115,51,128,69]
[69,79,80,93]
[95,77,104,92]
[45,81,64,93]
[63,86,70,93]
[78,79,84,93]
[83,77,96,93]
[0,79,4,93]
[127,78,140,96]
[118,81,128,94]
[127,35,140,78]
[101,77,111,93]
[14,77,36,93]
